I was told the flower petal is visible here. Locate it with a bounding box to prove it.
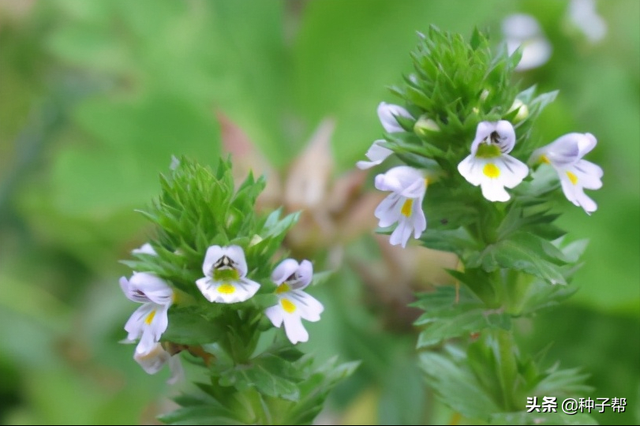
[197,278,260,304]
[167,353,184,385]
[282,314,309,344]
[374,192,402,228]
[375,166,424,195]
[481,178,511,202]
[574,188,598,214]
[496,155,529,188]
[411,197,427,238]
[356,140,393,170]
[124,303,153,342]
[494,120,517,153]
[470,121,496,155]
[202,245,224,277]
[577,133,597,157]
[377,102,412,133]
[132,243,157,256]
[389,219,412,248]
[295,260,314,290]
[559,171,598,214]
[573,159,603,185]
[127,272,173,305]
[134,304,169,355]
[271,259,300,285]
[134,343,170,374]
[265,305,284,327]
[222,245,248,277]
[288,291,324,322]
[195,277,215,302]
[516,37,552,71]
[458,155,483,186]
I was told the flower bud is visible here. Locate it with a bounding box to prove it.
[509,99,529,123]
[413,115,440,137]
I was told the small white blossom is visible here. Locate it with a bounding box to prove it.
[356,140,393,170]
[530,132,603,214]
[134,343,184,385]
[502,14,552,71]
[458,121,529,202]
[120,272,173,355]
[132,243,156,256]
[374,166,427,248]
[356,103,413,170]
[568,0,606,43]
[196,245,260,304]
[265,259,323,344]
[378,102,413,133]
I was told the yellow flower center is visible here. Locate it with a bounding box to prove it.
[566,171,578,185]
[483,163,500,179]
[218,283,236,294]
[276,283,291,294]
[540,155,550,164]
[401,199,413,217]
[281,298,296,313]
[145,310,156,325]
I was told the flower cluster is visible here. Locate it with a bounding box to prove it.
[358,103,603,247]
[120,243,323,382]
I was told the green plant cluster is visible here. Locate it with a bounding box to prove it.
[380,27,596,424]
[121,157,356,425]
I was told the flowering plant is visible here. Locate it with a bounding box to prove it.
[358,27,602,424]
[118,158,356,424]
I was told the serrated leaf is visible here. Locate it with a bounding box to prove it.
[535,366,593,398]
[414,286,511,347]
[520,281,579,315]
[420,227,478,255]
[417,308,511,347]
[218,355,301,401]
[467,232,568,285]
[159,406,241,425]
[163,310,223,345]
[419,351,499,420]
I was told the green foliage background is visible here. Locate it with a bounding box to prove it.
[0,0,637,424]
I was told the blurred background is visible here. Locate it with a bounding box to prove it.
[0,0,638,424]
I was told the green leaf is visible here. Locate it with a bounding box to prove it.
[534,365,593,398]
[159,406,241,425]
[217,355,300,401]
[163,310,223,345]
[467,232,568,285]
[420,227,479,256]
[289,358,360,425]
[419,350,499,420]
[414,286,511,348]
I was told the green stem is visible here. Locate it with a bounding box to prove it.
[504,270,534,315]
[494,329,519,411]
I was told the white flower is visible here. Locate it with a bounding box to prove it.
[374,166,427,248]
[378,102,413,133]
[568,0,606,43]
[356,103,413,170]
[120,272,173,355]
[458,121,529,202]
[265,259,323,344]
[530,132,603,214]
[134,343,184,385]
[502,14,552,71]
[132,243,156,255]
[196,245,260,304]
[356,140,393,170]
